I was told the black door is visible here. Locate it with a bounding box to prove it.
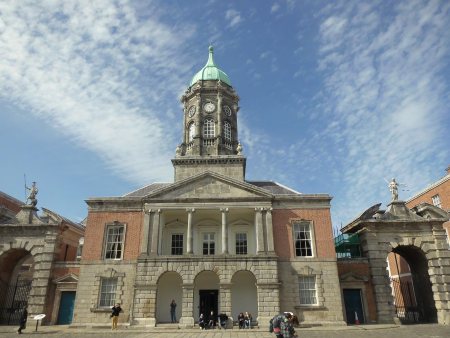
[199,290,218,322]
[343,289,365,324]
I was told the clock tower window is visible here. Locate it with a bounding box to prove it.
[224,121,232,142]
[188,122,195,142]
[203,119,215,138]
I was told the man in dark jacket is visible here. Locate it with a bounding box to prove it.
[17,307,28,334]
[111,303,122,330]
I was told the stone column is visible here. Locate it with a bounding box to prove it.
[140,209,152,256]
[255,208,265,254]
[265,208,275,253]
[219,283,232,317]
[158,211,165,255]
[150,209,161,256]
[179,284,195,327]
[186,208,195,254]
[221,208,229,254]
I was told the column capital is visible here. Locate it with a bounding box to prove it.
[145,208,155,214]
[220,207,229,213]
[186,208,196,213]
[255,207,264,212]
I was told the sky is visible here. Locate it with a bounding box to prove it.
[1,0,449,230]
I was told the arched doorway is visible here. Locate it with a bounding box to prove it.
[156,272,183,323]
[0,249,34,325]
[194,271,219,322]
[231,270,257,322]
[388,246,437,323]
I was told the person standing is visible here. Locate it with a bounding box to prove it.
[17,307,28,334]
[111,303,122,330]
[170,299,177,323]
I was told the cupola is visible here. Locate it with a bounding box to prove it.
[190,46,231,87]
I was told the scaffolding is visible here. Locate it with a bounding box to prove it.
[334,233,362,258]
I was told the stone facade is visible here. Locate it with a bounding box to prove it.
[72,47,344,328]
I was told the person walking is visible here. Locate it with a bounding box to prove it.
[17,307,28,334]
[170,299,177,323]
[111,303,122,330]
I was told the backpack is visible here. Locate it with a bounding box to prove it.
[269,314,283,332]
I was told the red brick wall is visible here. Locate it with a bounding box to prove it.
[406,177,450,242]
[337,261,377,323]
[272,208,336,259]
[0,194,22,213]
[82,211,143,260]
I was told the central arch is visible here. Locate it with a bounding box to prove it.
[388,245,437,323]
[193,271,219,322]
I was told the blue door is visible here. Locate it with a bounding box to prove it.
[57,291,76,324]
[343,289,365,324]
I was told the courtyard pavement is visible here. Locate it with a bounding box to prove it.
[1,324,450,338]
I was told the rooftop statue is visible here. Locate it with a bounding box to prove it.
[388,178,398,201]
[26,181,38,207]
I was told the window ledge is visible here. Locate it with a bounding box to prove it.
[295,305,327,311]
[90,307,111,313]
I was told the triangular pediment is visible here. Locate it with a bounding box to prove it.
[53,273,78,284]
[144,171,272,200]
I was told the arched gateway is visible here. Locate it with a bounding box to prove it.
[341,200,450,325]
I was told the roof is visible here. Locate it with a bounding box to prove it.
[190,46,231,87]
[123,183,172,197]
[123,180,301,198]
[246,181,302,195]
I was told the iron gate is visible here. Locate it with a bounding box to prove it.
[0,279,32,325]
[390,277,420,323]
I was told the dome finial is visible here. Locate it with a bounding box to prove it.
[206,44,215,67]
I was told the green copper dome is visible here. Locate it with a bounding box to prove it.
[190,46,231,87]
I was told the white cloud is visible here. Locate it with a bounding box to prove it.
[271,3,280,14]
[316,0,450,225]
[0,0,196,185]
[225,9,243,28]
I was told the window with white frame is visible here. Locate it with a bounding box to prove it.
[171,234,183,255]
[104,224,125,260]
[99,277,117,307]
[294,221,313,257]
[235,233,247,254]
[188,122,195,142]
[431,194,442,208]
[76,237,84,260]
[203,119,215,138]
[224,121,232,141]
[202,233,215,255]
[299,275,317,305]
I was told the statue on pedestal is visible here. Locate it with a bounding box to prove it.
[26,181,38,207]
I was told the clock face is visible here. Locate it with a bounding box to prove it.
[188,105,196,117]
[204,102,215,113]
[223,105,232,116]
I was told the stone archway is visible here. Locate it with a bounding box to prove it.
[231,270,257,322]
[0,249,34,325]
[156,272,183,324]
[341,201,450,325]
[388,246,437,323]
[193,270,220,322]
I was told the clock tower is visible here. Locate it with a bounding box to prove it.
[172,46,246,182]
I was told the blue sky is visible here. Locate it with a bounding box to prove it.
[1,0,449,229]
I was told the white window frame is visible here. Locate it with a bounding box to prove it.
[293,221,313,257]
[203,119,215,138]
[103,223,126,260]
[224,121,232,141]
[171,233,184,255]
[431,194,442,208]
[202,232,215,255]
[298,275,317,305]
[235,232,248,255]
[98,277,117,308]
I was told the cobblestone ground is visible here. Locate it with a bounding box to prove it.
[1,325,450,338]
